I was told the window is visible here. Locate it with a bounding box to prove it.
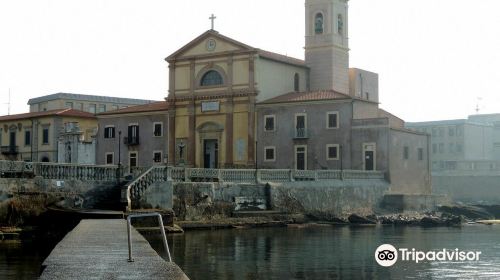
[438,127,444,137]
[294,73,300,92]
[129,152,138,171]
[457,126,463,136]
[418,148,424,160]
[403,146,409,160]
[314,13,323,34]
[431,128,437,137]
[127,124,139,144]
[98,104,106,113]
[438,143,444,153]
[42,127,49,144]
[264,115,275,132]
[24,130,31,146]
[456,143,463,152]
[104,126,115,139]
[153,122,163,137]
[448,143,455,153]
[200,70,223,86]
[295,114,307,138]
[88,104,96,114]
[337,14,344,35]
[326,144,339,160]
[65,102,73,109]
[76,103,84,111]
[432,144,437,154]
[153,151,162,163]
[264,146,276,162]
[111,105,119,111]
[105,153,114,165]
[448,127,455,137]
[326,112,339,129]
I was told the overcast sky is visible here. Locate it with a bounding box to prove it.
[1,0,499,122]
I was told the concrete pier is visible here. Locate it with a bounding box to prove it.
[39,219,189,279]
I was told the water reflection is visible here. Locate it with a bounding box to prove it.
[0,240,54,280]
[145,225,500,279]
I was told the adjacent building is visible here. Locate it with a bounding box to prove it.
[257,90,431,194]
[28,92,156,114]
[406,118,497,171]
[95,102,169,171]
[0,109,96,162]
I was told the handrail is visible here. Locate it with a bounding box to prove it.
[126,213,172,262]
[123,166,156,211]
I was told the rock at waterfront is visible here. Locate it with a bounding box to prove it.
[420,216,444,226]
[348,214,376,224]
[438,205,494,220]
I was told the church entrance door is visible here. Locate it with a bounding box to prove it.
[203,139,218,169]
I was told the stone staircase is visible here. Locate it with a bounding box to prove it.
[82,182,125,211]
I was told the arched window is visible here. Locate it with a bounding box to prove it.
[200,70,223,86]
[337,14,344,35]
[315,13,324,34]
[294,73,300,92]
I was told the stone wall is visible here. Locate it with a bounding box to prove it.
[0,177,118,225]
[269,180,389,216]
[137,181,173,210]
[172,179,390,220]
[433,174,500,204]
[172,182,267,221]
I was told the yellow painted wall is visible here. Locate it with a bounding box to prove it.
[233,60,249,85]
[175,116,189,138]
[175,66,190,90]
[0,116,97,161]
[233,112,248,163]
[182,37,241,57]
[0,119,32,156]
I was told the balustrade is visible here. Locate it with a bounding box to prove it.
[1,160,385,183]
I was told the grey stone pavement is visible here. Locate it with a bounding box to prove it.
[39,219,189,280]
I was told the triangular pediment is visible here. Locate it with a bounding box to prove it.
[166,30,256,61]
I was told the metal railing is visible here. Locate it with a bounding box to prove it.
[0,146,19,155]
[294,128,308,138]
[126,213,172,262]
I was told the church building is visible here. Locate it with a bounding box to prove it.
[166,0,376,168]
[93,0,431,194]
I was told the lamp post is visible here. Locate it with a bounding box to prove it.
[117,130,122,183]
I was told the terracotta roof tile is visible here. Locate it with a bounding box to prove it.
[0,108,96,121]
[98,101,169,115]
[259,90,352,104]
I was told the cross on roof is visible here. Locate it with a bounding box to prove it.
[209,14,216,30]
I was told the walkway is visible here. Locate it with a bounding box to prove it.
[39,219,189,279]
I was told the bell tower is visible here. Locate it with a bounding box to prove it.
[305,0,349,94]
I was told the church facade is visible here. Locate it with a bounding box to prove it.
[165,31,308,168]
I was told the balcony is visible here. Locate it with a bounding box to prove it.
[124,136,140,146]
[1,146,19,155]
[294,128,308,139]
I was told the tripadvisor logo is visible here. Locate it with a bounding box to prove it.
[375,244,398,267]
[375,244,482,267]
